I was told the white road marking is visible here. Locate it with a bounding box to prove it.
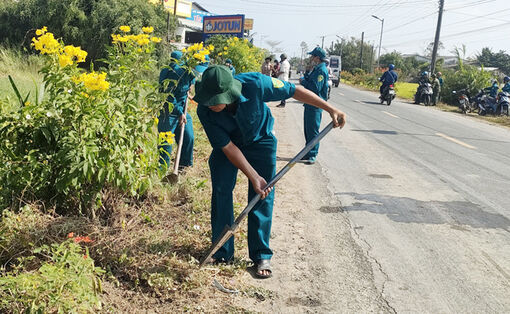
[436,133,477,149]
[382,111,400,118]
[339,92,345,96]
[355,100,362,103]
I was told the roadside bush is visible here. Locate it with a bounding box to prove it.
[206,35,265,73]
[0,26,165,216]
[440,64,494,105]
[0,237,104,313]
[341,69,383,89]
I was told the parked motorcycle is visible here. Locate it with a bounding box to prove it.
[475,89,499,116]
[380,84,396,106]
[497,91,510,116]
[415,81,433,106]
[452,89,473,114]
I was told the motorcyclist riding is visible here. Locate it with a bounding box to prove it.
[379,64,398,99]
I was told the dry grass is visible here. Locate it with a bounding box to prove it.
[0,106,266,312]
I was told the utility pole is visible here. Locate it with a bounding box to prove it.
[430,0,445,74]
[360,32,364,70]
[372,15,384,69]
[369,43,375,73]
[165,0,170,42]
[320,36,325,49]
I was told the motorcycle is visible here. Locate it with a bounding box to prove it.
[476,90,498,116]
[415,81,433,106]
[380,84,396,106]
[497,91,510,116]
[452,89,473,114]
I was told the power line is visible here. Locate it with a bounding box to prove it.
[382,7,510,40]
[236,0,436,8]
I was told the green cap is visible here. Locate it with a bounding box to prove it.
[194,65,242,107]
[308,47,327,60]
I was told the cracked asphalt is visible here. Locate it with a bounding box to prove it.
[249,81,510,313]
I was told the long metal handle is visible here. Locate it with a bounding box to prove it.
[172,98,189,176]
[199,120,338,267]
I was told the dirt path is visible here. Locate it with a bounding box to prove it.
[238,100,392,313]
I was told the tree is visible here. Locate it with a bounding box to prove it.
[0,0,174,62]
[327,37,374,72]
[476,47,510,74]
[425,41,444,58]
[265,40,283,55]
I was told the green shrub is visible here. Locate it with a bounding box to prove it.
[0,27,166,215]
[440,65,494,105]
[206,35,265,73]
[0,239,104,313]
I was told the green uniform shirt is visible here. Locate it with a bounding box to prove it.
[197,72,296,149]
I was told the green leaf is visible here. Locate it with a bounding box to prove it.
[8,75,25,107]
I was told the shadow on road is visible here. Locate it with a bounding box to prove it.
[351,129,399,135]
[333,192,510,230]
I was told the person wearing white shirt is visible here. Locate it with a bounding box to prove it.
[276,53,291,108]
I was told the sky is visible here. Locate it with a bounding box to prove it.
[195,0,510,60]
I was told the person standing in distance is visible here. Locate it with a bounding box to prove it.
[261,56,273,76]
[276,53,291,108]
[299,47,329,164]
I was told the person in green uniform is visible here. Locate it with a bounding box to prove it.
[431,73,441,106]
[158,51,196,169]
[194,65,346,278]
[300,47,329,164]
[225,58,236,76]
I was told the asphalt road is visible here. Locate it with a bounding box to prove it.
[279,82,510,313]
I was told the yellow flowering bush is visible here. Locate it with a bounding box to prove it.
[206,35,264,74]
[180,42,214,68]
[0,26,166,216]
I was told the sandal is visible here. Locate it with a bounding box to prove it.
[255,259,273,279]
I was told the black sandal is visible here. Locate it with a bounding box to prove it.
[255,259,272,279]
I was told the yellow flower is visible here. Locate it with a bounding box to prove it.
[142,26,154,34]
[119,25,131,33]
[62,45,87,64]
[134,34,150,46]
[72,71,110,92]
[58,54,73,67]
[207,44,214,51]
[31,32,60,55]
[234,37,239,41]
[150,37,162,43]
[35,26,48,36]
[223,47,228,51]
[159,131,175,145]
